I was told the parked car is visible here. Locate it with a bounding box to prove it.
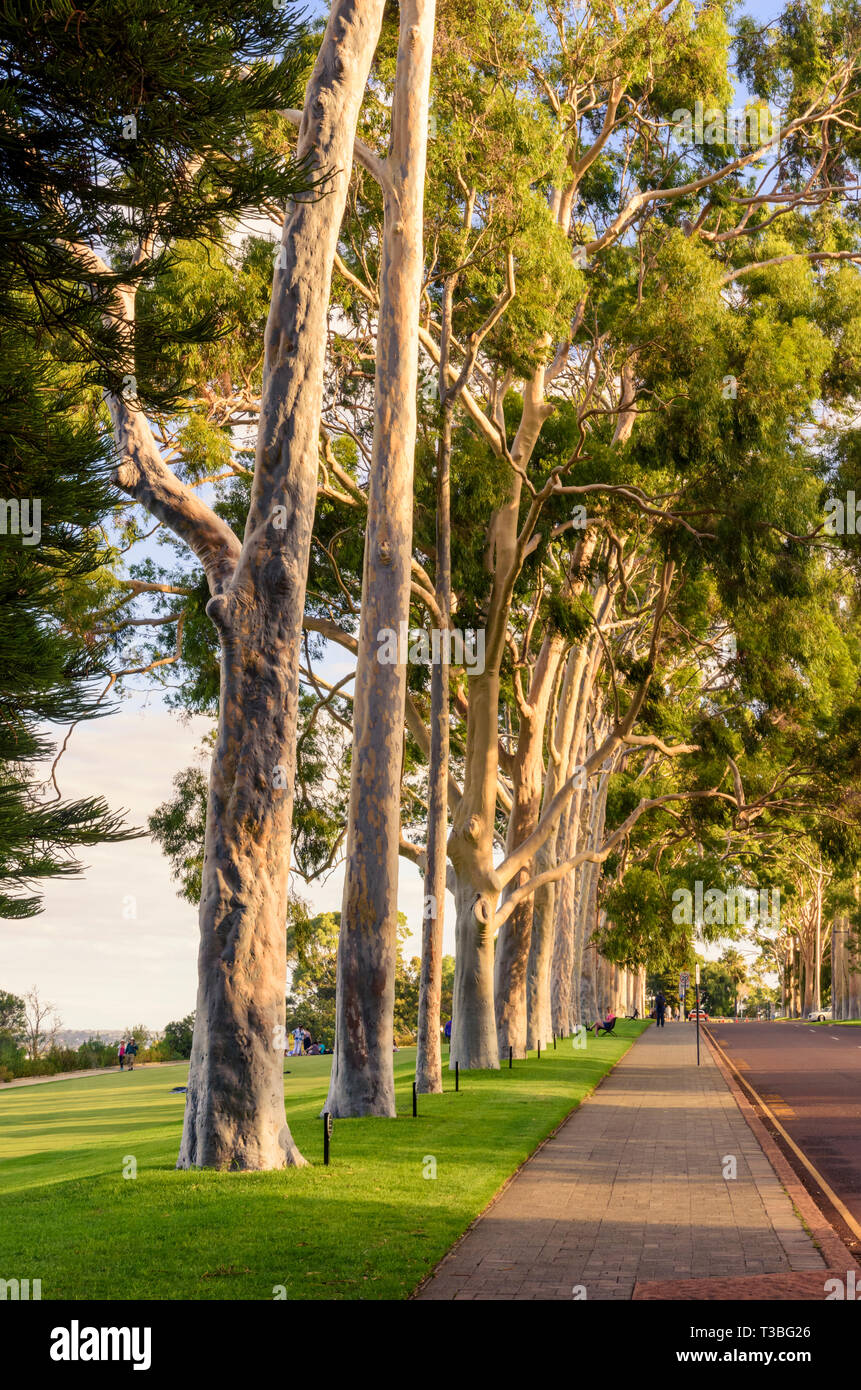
[807,1008,832,1022]
[687,1008,710,1021]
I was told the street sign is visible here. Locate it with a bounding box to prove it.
[679,971,690,996]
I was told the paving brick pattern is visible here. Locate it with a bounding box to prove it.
[415,1024,827,1301]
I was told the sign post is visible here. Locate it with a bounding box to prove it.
[695,963,701,1067]
[679,971,690,1021]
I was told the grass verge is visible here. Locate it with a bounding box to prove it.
[0,1021,648,1300]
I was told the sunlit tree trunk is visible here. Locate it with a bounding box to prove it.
[548,634,605,1035]
[178,0,387,1168]
[494,632,566,1059]
[326,0,436,1117]
[831,918,846,1019]
[527,644,587,1049]
[499,542,598,1056]
[449,372,551,1070]
[416,283,454,1095]
[849,880,861,1019]
[575,766,610,1026]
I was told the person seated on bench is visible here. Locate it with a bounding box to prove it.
[593,1011,617,1036]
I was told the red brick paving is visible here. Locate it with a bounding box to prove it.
[634,1269,851,1299]
[417,1024,841,1301]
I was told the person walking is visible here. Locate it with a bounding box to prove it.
[655,990,667,1028]
[126,1038,138,1071]
[118,1040,126,1071]
[292,1026,304,1057]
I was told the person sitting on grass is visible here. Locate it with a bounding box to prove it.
[593,1011,616,1036]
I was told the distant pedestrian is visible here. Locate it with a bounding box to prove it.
[126,1039,138,1071]
[118,1040,126,1071]
[291,1026,304,1056]
[303,1028,312,1053]
[655,991,667,1028]
[443,1018,452,1044]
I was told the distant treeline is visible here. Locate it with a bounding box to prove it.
[0,1010,195,1083]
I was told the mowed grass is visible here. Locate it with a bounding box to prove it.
[803,1018,861,1026]
[0,1022,648,1300]
[775,1017,861,1026]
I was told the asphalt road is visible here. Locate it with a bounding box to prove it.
[709,1020,861,1232]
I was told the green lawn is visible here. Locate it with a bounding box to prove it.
[0,1022,648,1300]
[800,1018,861,1026]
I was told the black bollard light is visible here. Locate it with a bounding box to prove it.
[455,1061,459,1092]
[553,1033,557,1050]
[323,1112,332,1166]
[537,1041,541,1060]
[412,1080,417,1117]
[509,1046,513,1069]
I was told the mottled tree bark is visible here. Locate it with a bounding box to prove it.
[537,608,607,1041]
[575,766,610,1027]
[494,633,565,1059]
[448,370,552,1070]
[448,660,504,1071]
[416,285,454,1094]
[450,874,498,1070]
[554,778,595,1035]
[790,938,802,1017]
[176,0,388,1168]
[529,644,589,1046]
[497,537,599,1058]
[849,895,861,1019]
[549,803,578,1037]
[86,0,390,1170]
[326,0,436,1117]
[831,917,846,1019]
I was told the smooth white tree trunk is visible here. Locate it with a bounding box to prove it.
[326,0,436,1117]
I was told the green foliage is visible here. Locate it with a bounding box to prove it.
[0,0,313,402]
[162,1015,196,1059]
[0,989,26,1041]
[148,749,210,904]
[0,326,140,917]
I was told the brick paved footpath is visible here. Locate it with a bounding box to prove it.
[415,1022,832,1301]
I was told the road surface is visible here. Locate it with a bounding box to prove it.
[708,1020,861,1239]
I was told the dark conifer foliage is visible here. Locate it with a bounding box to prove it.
[0,0,312,916]
[0,0,312,401]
